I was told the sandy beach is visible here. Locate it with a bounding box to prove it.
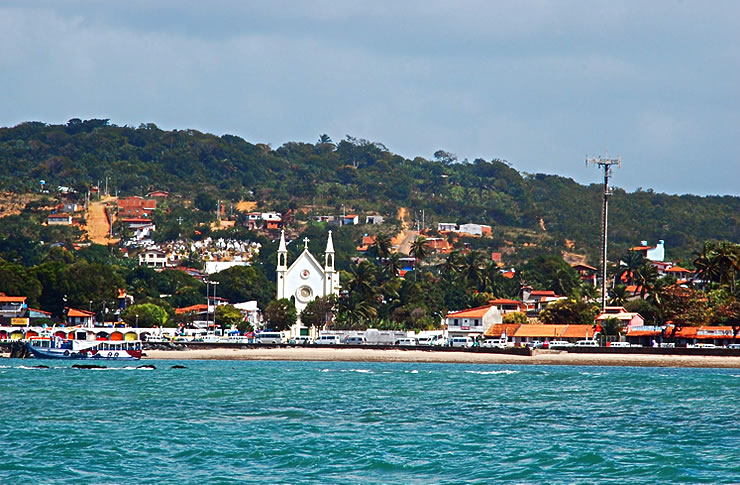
[140,348,740,368]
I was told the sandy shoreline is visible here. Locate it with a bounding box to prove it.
[139,348,740,368]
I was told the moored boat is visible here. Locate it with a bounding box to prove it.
[25,336,142,360]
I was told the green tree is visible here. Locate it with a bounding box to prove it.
[215,304,244,329]
[539,299,599,324]
[502,311,528,324]
[210,265,273,309]
[264,298,297,331]
[372,233,393,260]
[121,303,169,327]
[409,236,429,264]
[300,295,337,330]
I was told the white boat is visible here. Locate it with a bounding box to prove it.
[26,336,142,360]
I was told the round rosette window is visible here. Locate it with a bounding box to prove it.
[296,285,313,302]
[300,269,310,279]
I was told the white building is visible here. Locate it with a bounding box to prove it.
[276,230,340,337]
[138,249,167,269]
[445,304,502,339]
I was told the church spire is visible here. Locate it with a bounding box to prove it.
[325,230,335,271]
[277,230,287,271]
[278,230,287,253]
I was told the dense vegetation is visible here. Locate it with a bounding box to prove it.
[1,119,738,264]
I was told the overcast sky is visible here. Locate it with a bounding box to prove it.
[2,1,738,195]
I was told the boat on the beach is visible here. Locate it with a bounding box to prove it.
[25,336,142,360]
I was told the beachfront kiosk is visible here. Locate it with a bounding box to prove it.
[276,230,340,339]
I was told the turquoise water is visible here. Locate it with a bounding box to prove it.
[1,360,738,484]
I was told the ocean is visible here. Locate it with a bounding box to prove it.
[1,360,738,484]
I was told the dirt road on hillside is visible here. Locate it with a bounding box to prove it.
[83,196,118,245]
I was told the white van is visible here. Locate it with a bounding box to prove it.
[450,336,473,348]
[396,337,417,346]
[609,341,631,348]
[316,335,343,345]
[575,340,599,347]
[255,332,284,344]
[346,336,366,345]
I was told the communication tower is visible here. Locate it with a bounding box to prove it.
[586,155,621,312]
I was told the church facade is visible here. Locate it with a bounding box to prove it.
[276,230,340,337]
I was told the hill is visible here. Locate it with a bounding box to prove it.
[1,119,738,263]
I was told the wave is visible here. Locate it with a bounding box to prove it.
[465,370,519,375]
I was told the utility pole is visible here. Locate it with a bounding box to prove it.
[586,155,621,312]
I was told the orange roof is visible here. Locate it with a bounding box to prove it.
[530,290,557,297]
[489,298,526,307]
[630,245,653,251]
[28,308,51,315]
[627,329,661,337]
[175,304,208,315]
[484,323,522,337]
[120,217,152,223]
[560,325,596,339]
[674,327,698,339]
[66,308,95,317]
[625,285,643,294]
[665,266,691,273]
[446,305,494,319]
[571,262,597,271]
[502,271,515,279]
[0,296,27,303]
[514,325,568,338]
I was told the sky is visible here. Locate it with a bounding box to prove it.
[1,1,738,196]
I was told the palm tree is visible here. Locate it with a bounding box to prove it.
[382,253,403,279]
[609,285,629,306]
[317,134,333,145]
[409,236,429,265]
[372,233,393,260]
[618,251,645,286]
[460,250,485,292]
[437,251,462,281]
[633,262,659,299]
[346,261,378,300]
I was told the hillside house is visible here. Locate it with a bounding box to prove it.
[47,214,73,225]
[596,307,645,330]
[356,235,376,252]
[120,217,154,229]
[630,240,665,262]
[488,298,528,314]
[342,214,359,225]
[365,215,384,224]
[138,249,167,269]
[571,262,598,285]
[118,196,157,218]
[0,296,28,318]
[66,308,95,327]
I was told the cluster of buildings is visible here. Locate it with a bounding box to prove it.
[135,237,260,274]
[437,222,492,237]
[313,214,384,226]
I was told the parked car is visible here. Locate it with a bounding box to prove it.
[548,340,574,348]
[688,343,717,349]
[575,340,599,347]
[290,336,314,345]
[432,336,449,347]
[526,340,544,349]
[255,332,284,344]
[727,343,740,349]
[608,341,632,348]
[449,336,474,348]
[316,335,343,345]
[345,336,366,345]
[481,338,509,349]
[417,336,442,346]
[396,337,417,346]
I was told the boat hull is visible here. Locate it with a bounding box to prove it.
[27,346,141,360]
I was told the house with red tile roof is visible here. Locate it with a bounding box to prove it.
[118,196,157,218]
[445,304,502,339]
[65,308,96,327]
[488,298,527,314]
[356,235,376,252]
[0,295,28,317]
[629,240,665,261]
[571,262,597,286]
[596,307,645,329]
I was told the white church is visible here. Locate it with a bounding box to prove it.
[276,230,340,337]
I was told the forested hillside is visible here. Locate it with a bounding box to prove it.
[1,119,737,262]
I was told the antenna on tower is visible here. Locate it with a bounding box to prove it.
[586,155,621,313]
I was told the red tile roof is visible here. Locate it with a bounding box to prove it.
[66,308,95,317]
[446,305,494,319]
[175,304,209,315]
[484,323,522,337]
[502,271,515,279]
[630,245,653,251]
[530,290,557,297]
[665,266,691,273]
[0,296,27,303]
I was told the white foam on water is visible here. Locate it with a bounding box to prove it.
[406,370,419,374]
[465,370,519,375]
[346,369,373,374]
[16,365,47,370]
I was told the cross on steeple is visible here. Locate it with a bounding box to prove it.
[303,237,310,249]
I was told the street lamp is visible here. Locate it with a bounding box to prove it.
[135,314,139,328]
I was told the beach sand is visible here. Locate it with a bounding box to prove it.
[141,348,740,368]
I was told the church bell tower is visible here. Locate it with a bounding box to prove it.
[276,230,287,299]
